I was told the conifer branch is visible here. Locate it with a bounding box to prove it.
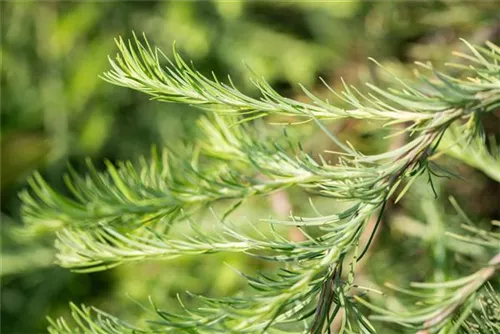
[21,36,500,333]
[441,124,500,182]
[102,35,500,129]
[357,200,500,332]
[355,252,500,332]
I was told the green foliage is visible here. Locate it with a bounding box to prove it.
[19,34,500,333]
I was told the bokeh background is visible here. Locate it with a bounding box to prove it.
[1,1,500,333]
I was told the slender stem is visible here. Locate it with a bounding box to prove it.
[417,252,500,333]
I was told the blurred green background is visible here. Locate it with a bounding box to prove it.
[1,1,500,333]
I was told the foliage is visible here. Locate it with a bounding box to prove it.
[3,2,500,334]
[19,34,500,333]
